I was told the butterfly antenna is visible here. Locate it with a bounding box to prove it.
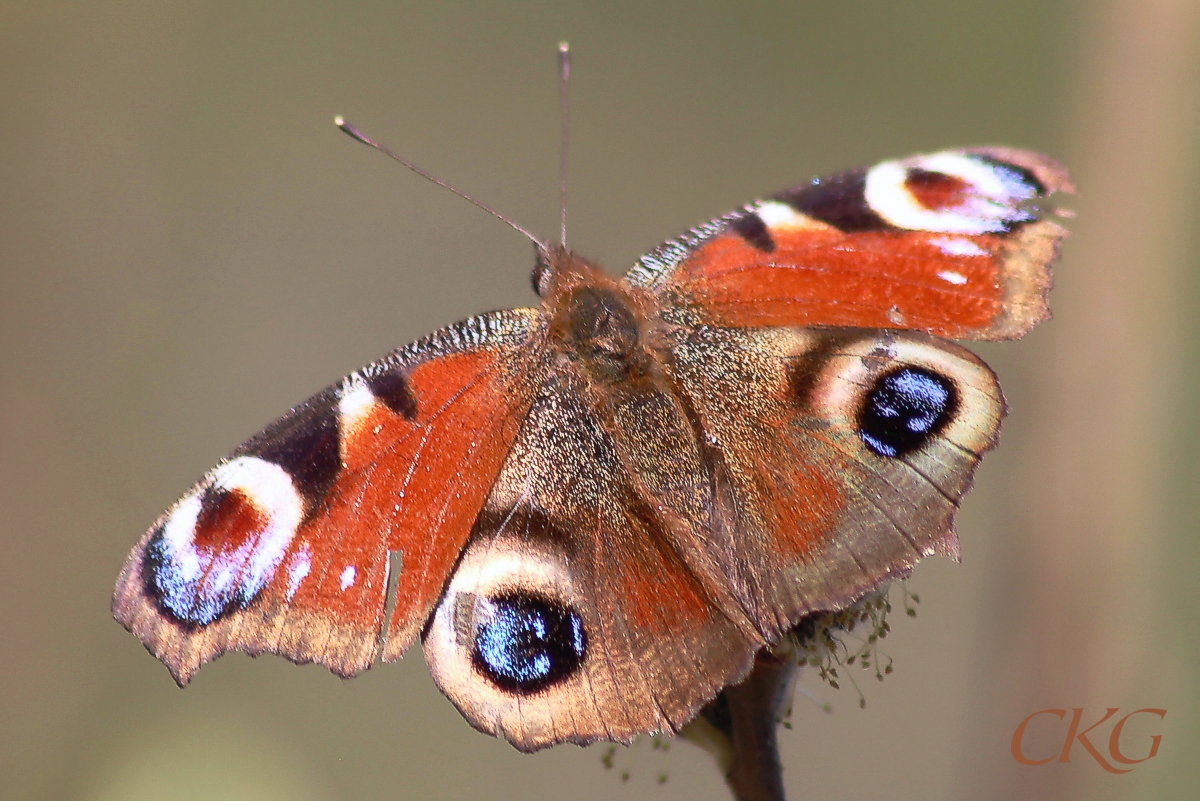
[334,116,546,251]
[557,41,571,247]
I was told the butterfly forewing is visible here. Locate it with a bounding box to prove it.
[627,147,1072,341]
[114,309,545,684]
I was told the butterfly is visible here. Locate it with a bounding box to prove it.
[113,140,1071,752]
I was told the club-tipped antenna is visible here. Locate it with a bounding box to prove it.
[334,115,545,250]
[557,41,571,246]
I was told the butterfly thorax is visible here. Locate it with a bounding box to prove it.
[540,247,659,386]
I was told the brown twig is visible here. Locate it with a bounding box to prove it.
[685,594,897,799]
[695,651,800,801]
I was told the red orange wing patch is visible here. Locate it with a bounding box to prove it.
[113,309,545,684]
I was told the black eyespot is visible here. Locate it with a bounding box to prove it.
[859,367,957,457]
[472,593,586,694]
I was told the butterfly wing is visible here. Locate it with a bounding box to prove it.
[113,309,546,685]
[663,325,1005,633]
[421,366,764,752]
[627,147,1072,340]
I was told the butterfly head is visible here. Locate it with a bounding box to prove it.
[529,243,577,298]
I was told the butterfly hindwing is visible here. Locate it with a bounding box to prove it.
[627,147,1072,340]
[664,325,1005,630]
[422,367,763,751]
[113,309,545,684]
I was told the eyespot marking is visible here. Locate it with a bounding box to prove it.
[144,456,304,625]
[471,593,587,694]
[859,367,957,458]
[865,152,1042,234]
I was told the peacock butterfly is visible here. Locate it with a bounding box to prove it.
[113,50,1072,753]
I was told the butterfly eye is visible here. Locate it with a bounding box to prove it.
[858,367,957,458]
[471,593,587,694]
[531,250,553,296]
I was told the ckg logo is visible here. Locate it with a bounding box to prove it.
[1011,708,1166,774]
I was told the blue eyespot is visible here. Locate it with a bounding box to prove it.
[859,367,956,457]
[472,594,587,694]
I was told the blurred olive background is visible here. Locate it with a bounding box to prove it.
[3,2,1198,800]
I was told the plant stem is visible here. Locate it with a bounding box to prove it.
[698,651,799,801]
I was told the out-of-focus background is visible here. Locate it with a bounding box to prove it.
[3,2,1198,800]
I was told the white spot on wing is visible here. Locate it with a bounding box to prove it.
[286,546,311,600]
[931,236,989,258]
[340,565,357,591]
[338,374,378,430]
[752,200,824,231]
[937,270,968,285]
